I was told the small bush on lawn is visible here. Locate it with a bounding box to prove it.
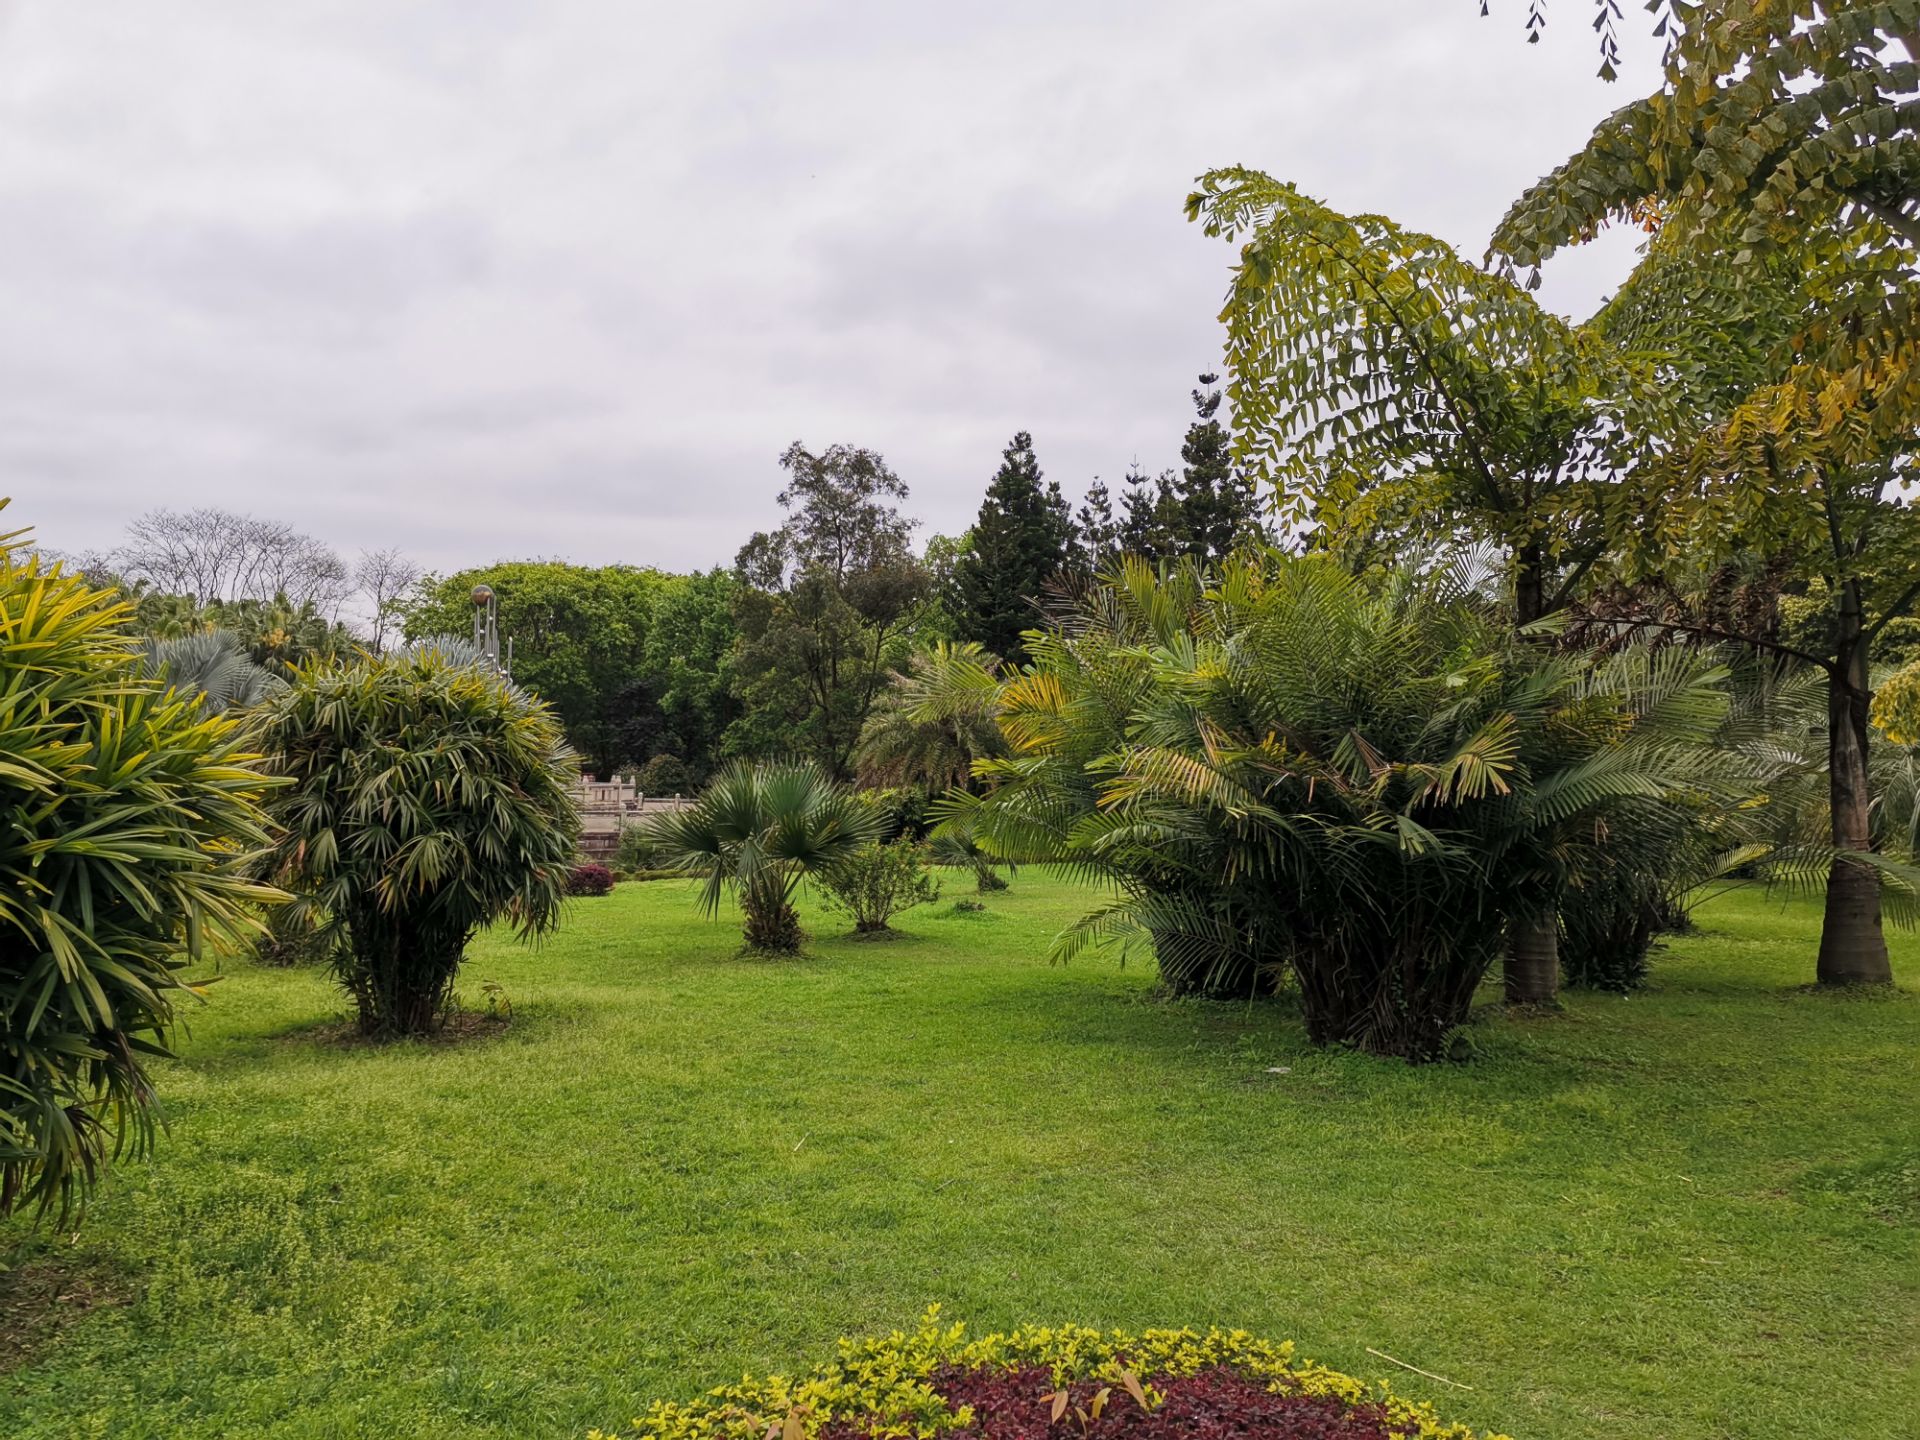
[646,760,881,953]
[566,862,616,896]
[615,825,664,872]
[930,828,1012,893]
[593,1310,1500,1440]
[820,840,940,934]
[258,644,580,1037]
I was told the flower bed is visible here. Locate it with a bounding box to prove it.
[594,1312,1502,1440]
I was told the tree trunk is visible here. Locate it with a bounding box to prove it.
[1818,585,1893,985]
[1505,915,1561,1005]
[1504,542,1562,1006]
[1513,538,1547,630]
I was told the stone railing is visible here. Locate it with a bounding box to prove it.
[576,795,695,859]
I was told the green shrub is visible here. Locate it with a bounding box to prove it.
[258,645,580,1036]
[614,823,664,872]
[594,1309,1493,1440]
[819,840,941,934]
[1,525,278,1221]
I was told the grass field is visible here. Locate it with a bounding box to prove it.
[2,873,1916,1439]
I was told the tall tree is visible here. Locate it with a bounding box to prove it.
[354,547,422,654]
[1487,6,1920,987]
[1492,5,1920,263]
[1187,170,1655,642]
[738,441,917,588]
[1173,372,1261,563]
[729,442,928,778]
[1563,223,1920,986]
[1075,480,1122,573]
[115,507,352,615]
[1117,464,1182,563]
[636,568,739,782]
[855,641,1007,792]
[918,530,975,640]
[953,431,1075,664]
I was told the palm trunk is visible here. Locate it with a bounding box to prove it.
[1505,915,1561,1005]
[1504,542,1561,1006]
[742,878,805,953]
[1818,584,1893,985]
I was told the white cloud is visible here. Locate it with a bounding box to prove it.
[0,0,1660,574]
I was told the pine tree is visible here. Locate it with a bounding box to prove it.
[1075,479,1121,573]
[1117,464,1181,562]
[1174,373,1259,563]
[954,432,1073,664]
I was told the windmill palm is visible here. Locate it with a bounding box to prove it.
[647,760,883,953]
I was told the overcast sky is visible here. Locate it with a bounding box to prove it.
[2,2,1660,578]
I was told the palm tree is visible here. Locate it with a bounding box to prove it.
[647,760,882,952]
[258,647,579,1036]
[947,555,1737,1059]
[2,522,278,1221]
[142,630,284,716]
[854,641,1007,792]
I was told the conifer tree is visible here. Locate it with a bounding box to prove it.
[1117,464,1181,562]
[1075,479,1121,573]
[954,431,1073,664]
[1174,373,1260,562]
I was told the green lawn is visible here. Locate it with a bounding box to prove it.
[3,874,1916,1439]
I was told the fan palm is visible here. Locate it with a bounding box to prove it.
[142,629,285,716]
[647,760,883,952]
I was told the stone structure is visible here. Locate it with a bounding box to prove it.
[572,775,693,860]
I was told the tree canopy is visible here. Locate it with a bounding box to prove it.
[729,443,930,779]
[403,560,670,779]
[1186,168,1659,623]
